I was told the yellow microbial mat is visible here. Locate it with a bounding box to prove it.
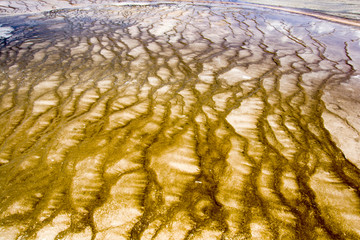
[0,1,359,239]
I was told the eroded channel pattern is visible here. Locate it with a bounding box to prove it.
[0,3,360,240]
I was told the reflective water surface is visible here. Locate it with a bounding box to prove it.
[240,0,360,20]
[0,1,360,240]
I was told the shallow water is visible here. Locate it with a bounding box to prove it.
[239,0,360,20]
[0,1,360,240]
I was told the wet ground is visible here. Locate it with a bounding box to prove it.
[239,0,360,20]
[0,1,360,240]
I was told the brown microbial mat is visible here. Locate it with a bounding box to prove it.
[0,1,360,239]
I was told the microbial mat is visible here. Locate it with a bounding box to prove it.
[0,1,360,239]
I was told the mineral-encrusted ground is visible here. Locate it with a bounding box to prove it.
[0,2,360,240]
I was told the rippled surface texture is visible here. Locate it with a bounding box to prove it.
[0,2,360,239]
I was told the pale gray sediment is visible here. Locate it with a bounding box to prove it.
[0,2,360,240]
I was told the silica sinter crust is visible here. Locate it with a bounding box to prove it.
[0,2,360,240]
